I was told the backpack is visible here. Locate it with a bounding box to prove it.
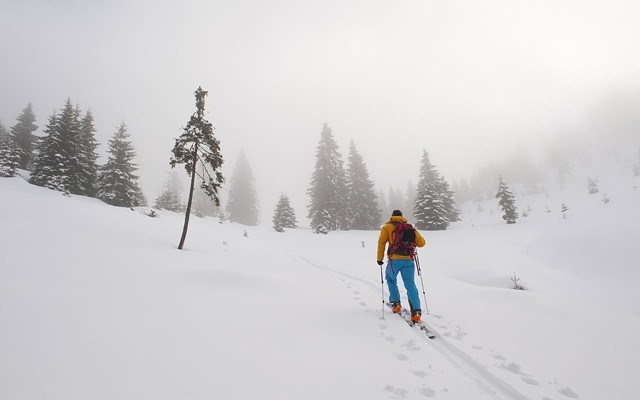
[388,222,417,258]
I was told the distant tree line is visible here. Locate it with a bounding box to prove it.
[306,123,459,233]
[0,101,146,207]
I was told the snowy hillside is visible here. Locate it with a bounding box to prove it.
[1,173,639,400]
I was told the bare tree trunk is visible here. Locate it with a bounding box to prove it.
[178,142,198,250]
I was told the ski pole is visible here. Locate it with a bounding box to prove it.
[415,251,430,315]
[380,262,385,320]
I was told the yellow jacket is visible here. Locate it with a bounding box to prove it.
[377,216,426,261]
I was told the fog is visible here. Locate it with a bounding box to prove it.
[2,0,639,222]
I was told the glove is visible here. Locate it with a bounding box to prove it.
[377,260,384,266]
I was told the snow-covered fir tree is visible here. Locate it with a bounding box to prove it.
[155,171,184,212]
[192,185,219,217]
[226,150,259,226]
[388,186,404,211]
[307,123,348,232]
[0,122,22,177]
[77,110,100,197]
[345,140,379,230]
[496,175,518,224]
[414,150,449,230]
[587,178,599,194]
[561,202,568,219]
[377,188,389,224]
[30,100,84,193]
[438,175,460,223]
[403,181,417,223]
[272,193,298,232]
[97,122,146,207]
[10,103,38,170]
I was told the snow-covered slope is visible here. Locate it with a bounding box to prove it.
[1,174,639,400]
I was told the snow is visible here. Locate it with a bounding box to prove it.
[1,166,640,400]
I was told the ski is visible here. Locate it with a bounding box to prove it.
[386,303,436,339]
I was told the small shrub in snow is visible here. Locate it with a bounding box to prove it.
[561,203,568,219]
[143,209,158,218]
[243,229,248,238]
[314,224,329,234]
[602,192,610,204]
[361,241,365,248]
[511,273,525,290]
[587,178,599,195]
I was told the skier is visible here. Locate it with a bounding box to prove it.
[377,210,426,322]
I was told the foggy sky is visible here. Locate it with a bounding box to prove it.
[2,0,639,223]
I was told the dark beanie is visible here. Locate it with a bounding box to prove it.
[392,210,403,216]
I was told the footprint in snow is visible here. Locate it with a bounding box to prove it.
[500,363,540,386]
[412,370,428,378]
[401,339,421,352]
[379,324,388,330]
[419,387,436,398]
[359,301,367,306]
[384,385,408,399]
[553,380,579,399]
[396,354,409,361]
[385,335,395,342]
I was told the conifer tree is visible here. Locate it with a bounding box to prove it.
[30,100,83,193]
[77,110,100,197]
[388,186,404,211]
[10,103,38,169]
[561,202,568,219]
[97,122,146,207]
[345,140,379,230]
[192,185,219,217]
[378,188,389,224]
[438,175,460,223]
[155,170,184,212]
[307,123,348,232]
[170,87,224,250]
[496,175,518,224]
[587,178,599,194]
[226,150,260,226]
[272,193,298,232]
[403,181,417,222]
[414,150,449,230]
[0,122,22,177]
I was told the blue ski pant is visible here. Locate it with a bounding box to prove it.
[386,258,421,311]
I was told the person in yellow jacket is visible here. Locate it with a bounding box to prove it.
[377,210,426,322]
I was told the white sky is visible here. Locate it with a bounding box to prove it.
[2,0,639,222]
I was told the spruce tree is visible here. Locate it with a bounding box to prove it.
[97,122,146,207]
[226,150,260,226]
[403,181,417,222]
[155,171,184,212]
[496,175,518,224]
[192,186,219,217]
[345,140,379,230]
[438,175,460,223]
[378,188,389,223]
[77,110,100,197]
[170,87,224,250]
[388,186,404,211]
[0,122,22,177]
[30,100,83,193]
[307,123,348,232]
[414,150,449,230]
[272,193,298,232]
[10,103,38,169]
[587,178,599,194]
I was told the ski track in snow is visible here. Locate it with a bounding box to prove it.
[288,249,533,400]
